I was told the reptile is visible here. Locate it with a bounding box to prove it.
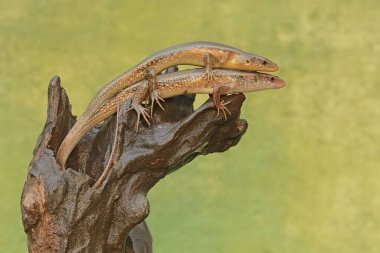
[57,41,279,168]
[57,68,285,169]
[89,41,278,113]
[57,41,278,165]
[57,42,279,168]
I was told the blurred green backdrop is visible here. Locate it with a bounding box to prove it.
[1,0,379,252]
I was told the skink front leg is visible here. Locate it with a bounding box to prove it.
[212,86,232,120]
[145,67,165,116]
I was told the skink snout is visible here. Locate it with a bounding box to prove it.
[261,58,279,72]
[270,76,286,88]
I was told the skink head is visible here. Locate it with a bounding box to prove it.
[230,71,285,93]
[225,52,279,72]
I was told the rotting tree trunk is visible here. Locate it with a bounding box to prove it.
[21,73,248,252]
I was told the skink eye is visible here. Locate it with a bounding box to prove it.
[246,60,250,64]
[262,60,268,65]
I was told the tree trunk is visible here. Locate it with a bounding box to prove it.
[21,74,248,252]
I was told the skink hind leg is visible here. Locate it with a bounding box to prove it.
[145,67,165,116]
[125,84,151,131]
[125,103,151,131]
[93,92,149,188]
[149,88,165,116]
[93,104,121,188]
[212,86,232,120]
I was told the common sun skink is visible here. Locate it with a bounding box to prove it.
[57,68,285,168]
[57,41,279,168]
[91,41,278,113]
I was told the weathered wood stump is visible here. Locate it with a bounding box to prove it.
[21,73,248,252]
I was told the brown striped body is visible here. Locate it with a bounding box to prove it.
[57,42,279,167]
[57,69,285,168]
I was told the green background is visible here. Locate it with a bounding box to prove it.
[1,0,379,252]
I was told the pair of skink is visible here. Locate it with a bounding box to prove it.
[56,41,285,169]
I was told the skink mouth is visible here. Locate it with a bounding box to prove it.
[249,71,285,89]
[276,78,286,88]
[265,63,279,72]
[259,59,279,72]
[271,64,279,72]
[268,75,286,88]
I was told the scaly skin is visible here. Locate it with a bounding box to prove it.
[57,41,279,168]
[57,68,285,168]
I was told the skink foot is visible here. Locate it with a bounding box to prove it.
[215,100,232,120]
[149,90,165,117]
[125,103,151,131]
[212,86,231,120]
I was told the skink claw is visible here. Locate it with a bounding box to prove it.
[216,100,232,120]
[206,68,215,81]
[150,90,165,117]
[126,103,151,131]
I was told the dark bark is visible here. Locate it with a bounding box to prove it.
[21,74,248,252]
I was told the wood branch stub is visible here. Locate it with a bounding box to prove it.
[21,75,248,252]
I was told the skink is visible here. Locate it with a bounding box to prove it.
[57,41,279,168]
[57,68,285,168]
